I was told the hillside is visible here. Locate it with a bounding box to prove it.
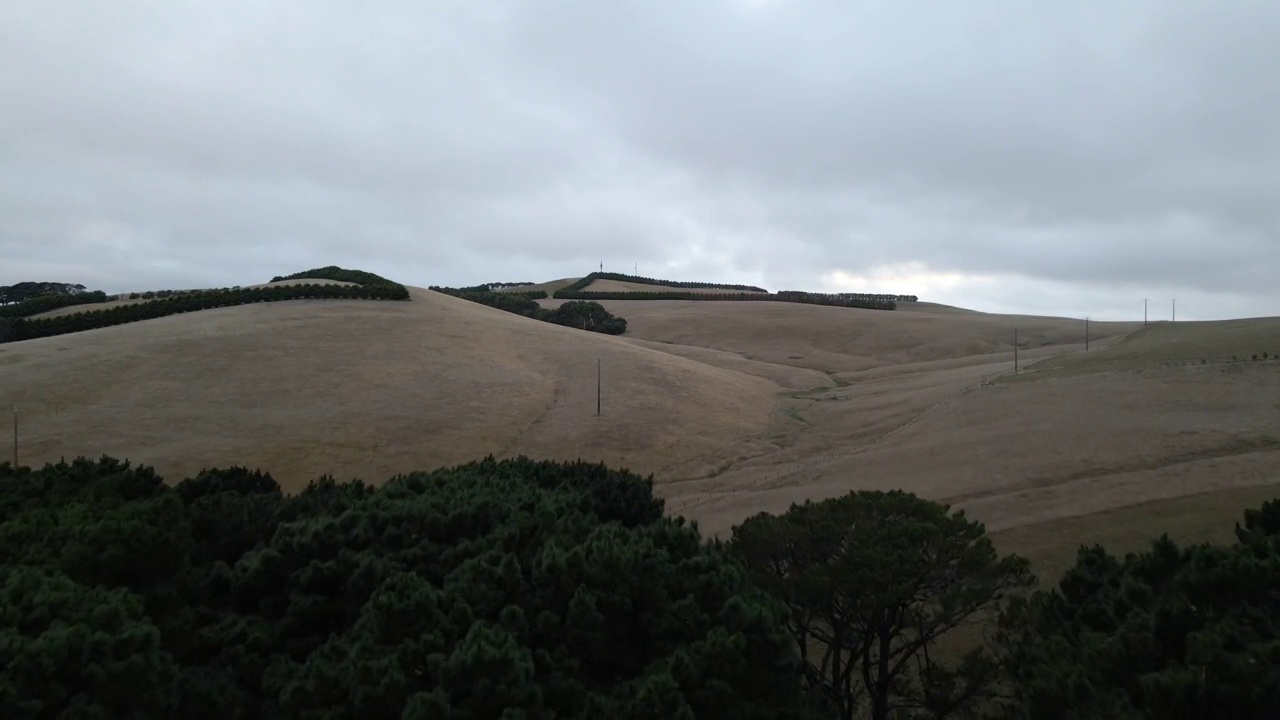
[582,278,768,294]
[540,296,1138,376]
[0,286,777,491]
[3,274,1275,584]
[1004,316,1280,380]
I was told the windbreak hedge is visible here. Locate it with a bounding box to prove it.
[7,283,409,342]
[778,291,918,303]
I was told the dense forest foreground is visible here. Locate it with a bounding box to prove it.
[3,456,1278,719]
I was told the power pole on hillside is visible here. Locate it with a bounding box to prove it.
[1144,298,1148,326]
[597,358,602,415]
[1014,328,1019,373]
[1172,299,1176,322]
[1085,317,1090,351]
[12,406,17,468]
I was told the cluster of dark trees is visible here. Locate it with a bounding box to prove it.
[553,273,903,311]
[126,289,216,300]
[431,286,627,335]
[5,453,1275,718]
[473,281,537,290]
[0,281,90,305]
[0,290,109,319]
[0,456,808,719]
[444,284,549,300]
[270,266,399,287]
[1,268,410,344]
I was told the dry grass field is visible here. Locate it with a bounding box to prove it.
[3,278,1277,576]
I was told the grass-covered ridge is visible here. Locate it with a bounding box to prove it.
[563,271,769,293]
[553,272,911,310]
[0,267,410,343]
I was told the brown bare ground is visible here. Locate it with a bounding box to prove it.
[3,284,1275,575]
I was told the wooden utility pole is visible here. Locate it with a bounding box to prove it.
[1014,328,1019,373]
[596,358,602,415]
[1172,299,1176,322]
[1085,317,1090,351]
[12,406,17,467]
[1144,298,1148,326]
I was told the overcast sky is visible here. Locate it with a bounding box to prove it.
[3,1,1278,320]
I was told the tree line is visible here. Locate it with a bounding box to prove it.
[553,273,903,311]
[468,281,538,290]
[0,267,411,344]
[778,291,920,303]
[0,290,109,319]
[0,281,91,305]
[430,286,628,335]
[126,288,222,300]
[4,453,1274,718]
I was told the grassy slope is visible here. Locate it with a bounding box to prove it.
[990,482,1280,583]
[550,298,1139,374]
[1003,317,1280,382]
[7,272,1276,582]
[0,286,778,491]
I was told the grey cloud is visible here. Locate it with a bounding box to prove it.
[2,0,1278,319]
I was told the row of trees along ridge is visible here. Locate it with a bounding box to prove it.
[553,273,913,310]
[0,267,409,344]
[6,451,1275,718]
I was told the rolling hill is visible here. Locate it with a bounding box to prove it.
[0,286,777,491]
[2,274,1276,581]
